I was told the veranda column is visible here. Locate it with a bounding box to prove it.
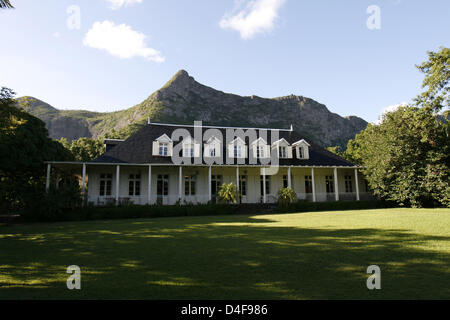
[311,167,316,202]
[208,166,212,202]
[334,167,339,201]
[45,163,51,192]
[288,166,292,188]
[262,168,266,204]
[178,166,182,202]
[147,165,152,204]
[236,166,240,204]
[115,165,120,205]
[354,168,360,201]
[81,163,86,205]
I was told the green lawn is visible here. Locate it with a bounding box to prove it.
[1,208,449,299]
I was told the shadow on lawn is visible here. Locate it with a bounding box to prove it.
[0,215,449,299]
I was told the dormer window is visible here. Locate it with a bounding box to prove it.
[234,145,243,158]
[279,146,287,158]
[205,136,221,158]
[159,143,169,156]
[256,145,265,158]
[292,139,310,160]
[271,138,291,159]
[183,144,194,157]
[298,146,304,159]
[228,137,246,159]
[251,137,269,159]
[153,134,173,157]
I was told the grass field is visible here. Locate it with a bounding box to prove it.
[0,208,449,299]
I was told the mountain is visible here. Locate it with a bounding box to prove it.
[16,70,368,148]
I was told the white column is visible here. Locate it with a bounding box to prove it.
[354,168,360,201]
[115,165,120,205]
[262,168,266,203]
[147,165,152,204]
[288,166,292,188]
[45,163,51,192]
[81,163,86,204]
[178,166,182,201]
[208,166,212,202]
[311,168,316,202]
[334,167,339,201]
[236,166,240,204]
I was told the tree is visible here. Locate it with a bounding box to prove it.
[0,87,73,212]
[59,137,105,162]
[344,48,449,207]
[0,0,13,9]
[415,46,449,112]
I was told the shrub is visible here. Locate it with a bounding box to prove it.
[218,183,238,204]
[21,184,82,222]
[278,187,297,207]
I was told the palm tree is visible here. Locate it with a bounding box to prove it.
[0,0,13,9]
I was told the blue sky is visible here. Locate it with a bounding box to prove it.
[0,0,449,123]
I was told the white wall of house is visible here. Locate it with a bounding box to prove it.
[85,165,369,206]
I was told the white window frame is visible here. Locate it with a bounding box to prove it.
[159,143,169,156]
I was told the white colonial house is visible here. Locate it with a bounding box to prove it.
[44,121,372,206]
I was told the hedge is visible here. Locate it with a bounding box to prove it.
[18,199,396,223]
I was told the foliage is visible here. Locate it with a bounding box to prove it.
[277,187,297,207]
[58,137,105,161]
[17,199,391,223]
[414,46,449,112]
[0,87,74,212]
[0,0,13,9]
[218,183,239,204]
[21,184,82,222]
[344,48,450,207]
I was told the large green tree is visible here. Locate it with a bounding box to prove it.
[0,87,73,212]
[58,137,105,162]
[345,48,449,207]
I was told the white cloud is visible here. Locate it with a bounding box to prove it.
[105,0,143,10]
[376,102,408,124]
[83,21,165,63]
[220,0,286,39]
[52,32,61,38]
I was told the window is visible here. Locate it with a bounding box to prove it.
[364,180,369,192]
[234,145,243,158]
[345,175,353,193]
[128,174,141,196]
[157,174,169,196]
[211,175,223,196]
[279,146,287,158]
[99,173,112,196]
[282,175,288,188]
[239,175,247,196]
[298,147,304,159]
[209,147,216,157]
[256,146,265,158]
[183,144,194,157]
[184,175,196,196]
[325,175,334,193]
[305,175,313,193]
[260,175,271,195]
[159,143,169,156]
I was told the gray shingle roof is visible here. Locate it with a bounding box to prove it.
[92,123,355,167]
